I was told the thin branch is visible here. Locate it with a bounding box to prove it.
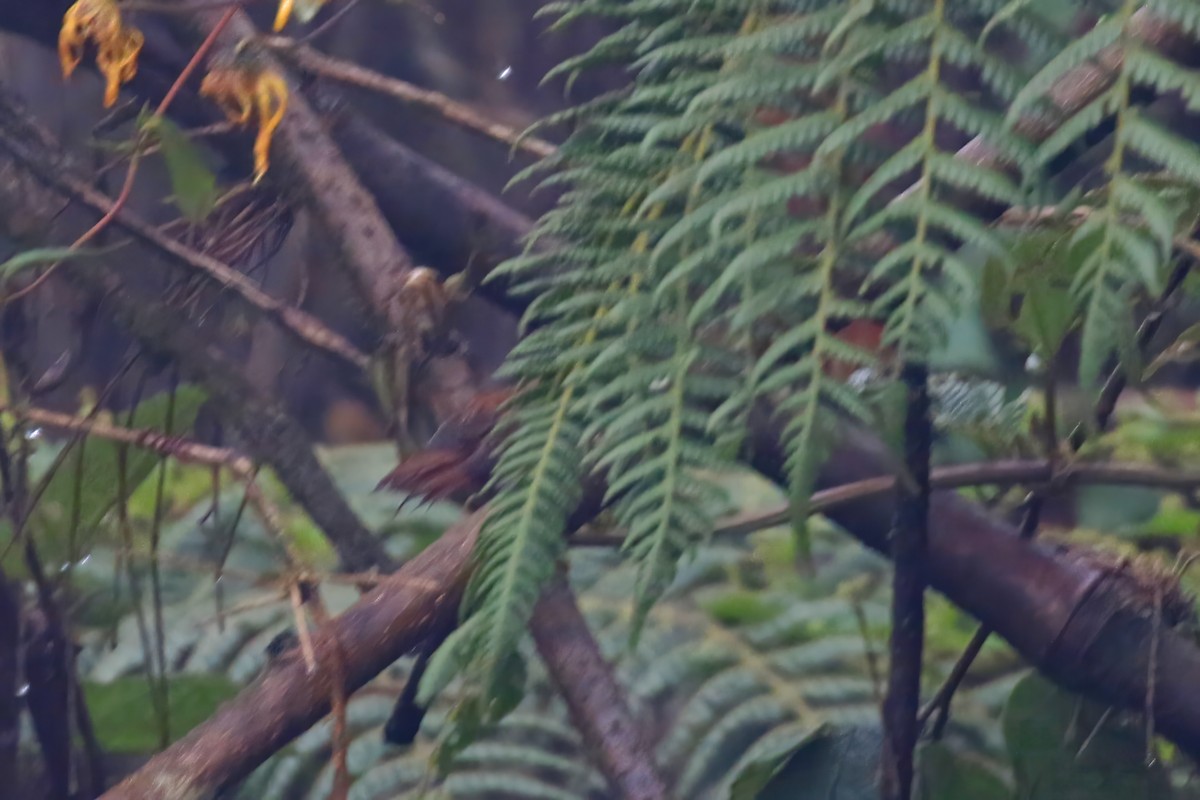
[188,7,460,450]
[265,40,557,160]
[530,572,668,800]
[707,458,1200,542]
[3,405,254,475]
[882,364,931,800]
[7,7,238,303]
[0,124,369,371]
[1069,259,1193,448]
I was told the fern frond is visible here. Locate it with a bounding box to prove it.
[1013,0,1200,384]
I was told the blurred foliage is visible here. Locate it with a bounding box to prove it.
[83,675,241,753]
[1,386,1182,797]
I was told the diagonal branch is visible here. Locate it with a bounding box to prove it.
[101,509,484,799]
[0,115,368,371]
[265,39,557,160]
[531,572,668,800]
[0,88,393,573]
[190,8,433,344]
[748,419,1200,760]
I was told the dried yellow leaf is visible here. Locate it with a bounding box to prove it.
[201,61,289,183]
[273,0,294,31]
[58,0,142,108]
[274,0,330,31]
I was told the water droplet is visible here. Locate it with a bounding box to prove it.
[497,66,514,81]
[649,376,670,392]
[16,683,29,698]
[24,427,42,441]
[1025,353,1043,373]
[848,367,877,389]
[76,554,91,567]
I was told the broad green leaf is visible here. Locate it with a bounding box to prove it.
[916,742,1011,800]
[703,590,784,625]
[84,674,240,752]
[1014,282,1075,359]
[140,115,218,224]
[979,257,1013,330]
[14,387,208,574]
[727,723,826,800]
[1003,674,1172,800]
[733,726,881,800]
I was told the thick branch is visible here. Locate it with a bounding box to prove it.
[530,574,668,800]
[193,8,425,344]
[317,102,536,301]
[102,510,482,799]
[748,419,1200,760]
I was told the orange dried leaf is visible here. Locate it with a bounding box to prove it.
[252,72,288,183]
[273,0,295,31]
[201,63,289,182]
[97,27,143,108]
[58,0,141,108]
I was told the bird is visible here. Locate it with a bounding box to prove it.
[374,386,511,507]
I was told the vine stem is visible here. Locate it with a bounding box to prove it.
[4,5,238,303]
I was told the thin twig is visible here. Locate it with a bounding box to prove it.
[308,589,352,800]
[1,405,255,476]
[294,0,364,45]
[287,581,317,673]
[5,6,238,303]
[0,140,370,371]
[263,40,557,160]
[1147,581,1162,764]
[703,458,1200,542]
